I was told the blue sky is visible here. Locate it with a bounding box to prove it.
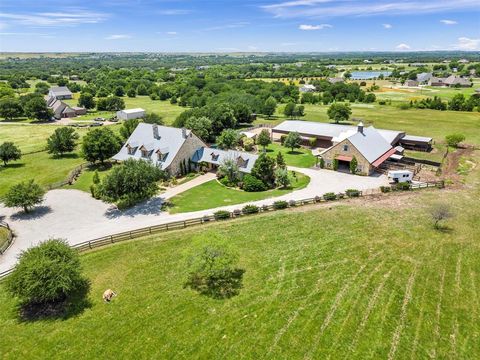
[0,0,479,52]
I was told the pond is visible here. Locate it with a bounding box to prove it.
[350,71,392,80]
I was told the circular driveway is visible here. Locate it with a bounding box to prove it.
[0,167,388,272]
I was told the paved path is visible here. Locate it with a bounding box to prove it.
[0,167,387,272]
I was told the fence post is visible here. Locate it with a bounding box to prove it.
[111,235,114,243]
[88,241,92,249]
[184,221,186,228]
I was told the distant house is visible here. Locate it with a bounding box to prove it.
[458,59,470,64]
[327,77,344,84]
[116,108,146,120]
[50,99,76,119]
[410,63,427,67]
[112,123,206,176]
[192,148,258,176]
[48,86,73,100]
[429,75,471,87]
[299,84,316,93]
[404,80,419,87]
[416,72,432,84]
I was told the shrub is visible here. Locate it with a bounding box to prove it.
[280,135,287,145]
[273,200,288,209]
[242,174,267,192]
[242,204,259,215]
[319,157,325,169]
[219,176,234,187]
[349,156,358,174]
[243,137,254,151]
[394,182,411,191]
[346,189,361,197]
[380,186,391,193]
[333,159,339,171]
[378,100,387,105]
[309,137,317,147]
[398,102,411,110]
[323,192,337,201]
[288,200,297,207]
[430,203,454,230]
[314,195,322,202]
[214,210,231,220]
[275,168,291,188]
[6,239,87,305]
[445,133,466,148]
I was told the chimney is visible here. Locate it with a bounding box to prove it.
[152,124,160,140]
[357,121,364,134]
[182,127,187,139]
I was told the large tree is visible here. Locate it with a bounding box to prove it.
[81,127,122,163]
[6,239,87,305]
[0,98,23,121]
[46,127,79,156]
[77,92,96,109]
[283,102,296,118]
[185,116,212,142]
[23,96,52,121]
[4,179,45,213]
[251,152,276,187]
[327,102,352,124]
[283,131,302,152]
[263,96,277,118]
[217,129,239,150]
[0,141,21,166]
[97,158,166,208]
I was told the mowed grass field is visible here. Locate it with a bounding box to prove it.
[258,104,480,146]
[0,124,121,197]
[169,172,309,213]
[0,150,478,359]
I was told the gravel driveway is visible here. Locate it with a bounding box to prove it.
[0,168,387,272]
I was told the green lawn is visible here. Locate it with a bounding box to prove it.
[169,172,310,214]
[265,142,316,168]
[0,227,9,250]
[0,150,478,359]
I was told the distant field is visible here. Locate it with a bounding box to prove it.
[1,149,478,359]
[63,95,184,125]
[258,104,480,146]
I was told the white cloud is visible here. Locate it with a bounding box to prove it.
[262,0,480,19]
[440,19,457,25]
[454,37,480,50]
[382,23,392,29]
[395,43,411,50]
[105,34,132,40]
[299,24,332,30]
[158,9,192,15]
[166,31,177,35]
[203,22,249,31]
[0,9,108,27]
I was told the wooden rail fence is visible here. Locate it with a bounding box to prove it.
[0,180,444,280]
[0,221,14,256]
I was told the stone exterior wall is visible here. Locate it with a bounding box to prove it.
[167,133,206,176]
[321,139,373,175]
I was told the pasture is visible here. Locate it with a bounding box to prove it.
[0,149,478,359]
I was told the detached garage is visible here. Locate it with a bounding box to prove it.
[117,108,146,120]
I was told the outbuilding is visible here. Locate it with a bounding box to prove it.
[116,108,146,120]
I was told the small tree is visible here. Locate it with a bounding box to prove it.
[185,234,244,299]
[127,88,137,98]
[275,168,291,188]
[333,158,339,171]
[81,127,122,164]
[6,239,87,305]
[242,137,254,151]
[283,131,301,152]
[350,156,358,174]
[46,127,79,157]
[327,103,352,124]
[445,133,466,148]
[217,129,239,150]
[4,179,45,213]
[430,203,454,230]
[144,112,164,125]
[119,118,140,140]
[276,151,286,169]
[283,102,296,118]
[0,141,21,166]
[217,158,240,185]
[263,96,277,118]
[256,129,271,151]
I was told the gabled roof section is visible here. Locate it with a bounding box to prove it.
[112,123,196,169]
[192,147,258,174]
[49,86,72,97]
[347,126,393,163]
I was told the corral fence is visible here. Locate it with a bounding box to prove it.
[45,162,90,190]
[0,180,444,280]
[0,221,14,255]
[241,123,275,132]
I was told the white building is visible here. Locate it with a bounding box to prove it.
[117,108,146,120]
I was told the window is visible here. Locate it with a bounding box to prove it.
[157,152,168,162]
[141,149,149,158]
[343,144,349,152]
